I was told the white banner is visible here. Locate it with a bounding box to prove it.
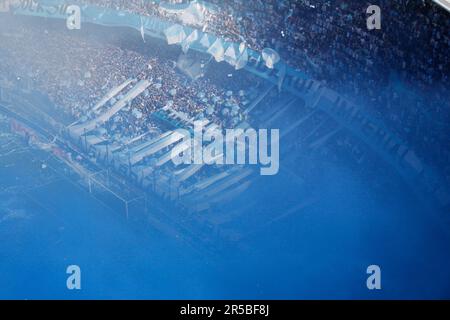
[433,0,450,12]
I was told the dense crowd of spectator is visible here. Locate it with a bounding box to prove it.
[0,20,251,143]
[2,0,450,183]
[65,1,448,89]
[60,0,449,183]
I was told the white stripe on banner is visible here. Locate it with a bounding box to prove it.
[433,0,450,12]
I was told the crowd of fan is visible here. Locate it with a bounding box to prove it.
[63,0,450,181]
[0,21,251,143]
[2,0,450,181]
[66,1,448,89]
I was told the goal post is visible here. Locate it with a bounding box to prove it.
[88,170,148,223]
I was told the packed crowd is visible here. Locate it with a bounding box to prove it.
[0,19,251,143]
[2,0,450,183]
[66,1,448,89]
[60,0,449,182]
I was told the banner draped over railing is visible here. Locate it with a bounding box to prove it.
[11,0,311,83]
